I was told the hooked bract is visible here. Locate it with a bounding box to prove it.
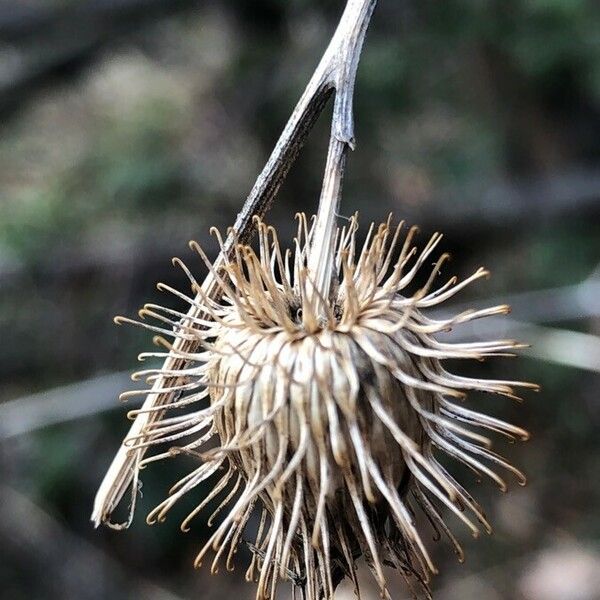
[101,214,537,599]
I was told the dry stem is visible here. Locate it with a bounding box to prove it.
[92,0,377,532]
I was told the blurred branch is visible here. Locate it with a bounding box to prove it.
[0,215,214,287]
[0,0,197,118]
[0,0,192,39]
[445,318,600,374]
[518,323,600,373]
[0,484,185,600]
[1,168,599,288]
[434,268,600,371]
[0,371,132,440]
[435,272,600,373]
[432,277,600,325]
[399,167,600,235]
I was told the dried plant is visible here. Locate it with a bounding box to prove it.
[93,1,537,598]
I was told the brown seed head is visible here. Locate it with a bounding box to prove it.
[117,214,537,599]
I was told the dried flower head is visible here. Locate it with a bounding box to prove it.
[115,214,536,599]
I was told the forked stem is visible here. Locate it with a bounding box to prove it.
[92,0,377,538]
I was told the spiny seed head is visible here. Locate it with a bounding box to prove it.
[117,214,537,600]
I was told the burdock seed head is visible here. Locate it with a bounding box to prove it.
[115,214,538,600]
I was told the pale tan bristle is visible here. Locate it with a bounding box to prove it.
[111,215,533,599]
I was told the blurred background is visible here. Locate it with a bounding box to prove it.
[1,1,599,598]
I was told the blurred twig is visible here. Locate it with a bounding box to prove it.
[0,371,133,440]
[450,319,600,374]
